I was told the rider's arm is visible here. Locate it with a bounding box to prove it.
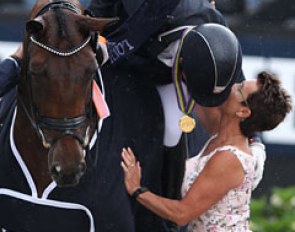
[0,44,22,97]
[87,0,125,17]
[0,58,20,97]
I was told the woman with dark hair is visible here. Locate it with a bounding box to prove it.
[121,71,292,231]
[239,72,291,137]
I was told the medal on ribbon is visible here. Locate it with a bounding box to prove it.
[173,29,196,133]
[179,115,196,133]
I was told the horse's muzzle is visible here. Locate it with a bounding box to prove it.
[51,161,86,187]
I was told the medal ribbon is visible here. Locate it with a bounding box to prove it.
[172,29,196,115]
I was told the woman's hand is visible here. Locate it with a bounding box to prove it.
[121,147,142,195]
[11,43,24,60]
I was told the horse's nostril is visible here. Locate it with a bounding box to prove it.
[51,165,62,178]
[50,162,86,186]
[78,163,86,175]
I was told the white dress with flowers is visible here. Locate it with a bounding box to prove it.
[181,143,255,232]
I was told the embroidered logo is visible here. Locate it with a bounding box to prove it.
[107,39,134,64]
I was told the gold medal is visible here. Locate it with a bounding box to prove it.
[179,115,196,133]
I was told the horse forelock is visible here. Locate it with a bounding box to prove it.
[29,0,85,43]
[55,8,69,39]
[30,10,87,55]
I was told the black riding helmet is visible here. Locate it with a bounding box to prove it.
[177,23,244,107]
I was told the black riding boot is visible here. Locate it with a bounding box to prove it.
[161,133,188,232]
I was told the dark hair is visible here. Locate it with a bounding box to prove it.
[240,71,292,137]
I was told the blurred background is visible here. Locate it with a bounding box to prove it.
[0,0,295,230]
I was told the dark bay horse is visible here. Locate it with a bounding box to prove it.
[0,0,184,231]
[14,0,114,194]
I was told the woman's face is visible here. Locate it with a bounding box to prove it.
[223,80,259,115]
[194,79,259,133]
[234,80,258,104]
[194,104,221,135]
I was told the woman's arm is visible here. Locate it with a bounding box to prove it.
[121,148,244,226]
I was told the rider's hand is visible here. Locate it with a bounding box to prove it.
[10,43,24,65]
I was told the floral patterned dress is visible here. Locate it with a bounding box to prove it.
[181,140,255,232]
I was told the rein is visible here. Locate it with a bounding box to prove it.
[20,1,97,150]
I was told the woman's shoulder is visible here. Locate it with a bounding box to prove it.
[215,145,252,157]
[210,145,255,173]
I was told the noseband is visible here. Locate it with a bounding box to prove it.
[20,1,97,149]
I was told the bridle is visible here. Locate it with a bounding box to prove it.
[29,35,91,57]
[18,96,92,149]
[29,1,93,58]
[19,1,98,150]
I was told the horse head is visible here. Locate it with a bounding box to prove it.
[15,0,116,189]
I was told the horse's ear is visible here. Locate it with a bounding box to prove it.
[77,16,119,32]
[26,17,45,35]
